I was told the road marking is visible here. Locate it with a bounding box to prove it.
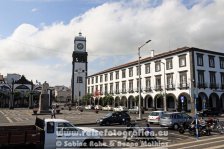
[6,117,13,123]
[179,139,224,149]
[0,111,5,115]
[168,135,224,147]
[169,132,194,139]
[204,144,224,149]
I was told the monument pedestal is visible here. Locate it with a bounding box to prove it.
[38,94,51,114]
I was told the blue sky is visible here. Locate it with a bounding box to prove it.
[0,0,223,86]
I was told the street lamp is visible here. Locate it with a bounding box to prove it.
[138,39,151,120]
[160,62,167,111]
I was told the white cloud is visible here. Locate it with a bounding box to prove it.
[1,0,224,86]
[31,8,38,12]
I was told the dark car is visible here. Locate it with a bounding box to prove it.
[96,111,131,125]
[200,108,220,117]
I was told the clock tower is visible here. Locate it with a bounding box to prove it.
[71,32,88,105]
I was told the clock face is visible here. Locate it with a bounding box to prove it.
[77,43,84,50]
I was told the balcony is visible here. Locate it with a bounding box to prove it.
[144,87,152,92]
[154,85,162,91]
[166,84,175,90]
[197,82,208,89]
[209,83,219,89]
[115,90,120,94]
[128,89,134,93]
[109,91,114,94]
[121,89,127,94]
[178,83,189,89]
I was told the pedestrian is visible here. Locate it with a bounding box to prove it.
[51,107,56,119]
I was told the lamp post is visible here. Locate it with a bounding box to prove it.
[160,62,167,111]
[138,39,151,120]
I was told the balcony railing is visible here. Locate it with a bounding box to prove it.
[115,90,120,94]
[109,91,114,94]
[121,89,127,94]
[209,83,219,89]
[178,83,189,89]
[144,87,152,92]
[166,84,175,90]
[128,89,134,93]
[154,85,163,91]
[197,82,208,89]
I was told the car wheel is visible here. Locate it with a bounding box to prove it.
[173,123,179,130]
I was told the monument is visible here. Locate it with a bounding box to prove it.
[38,81,51,113]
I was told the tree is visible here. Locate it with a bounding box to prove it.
[103,93,113,106]
[82,93,93,105]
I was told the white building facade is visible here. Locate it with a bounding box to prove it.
[87,47,224,112]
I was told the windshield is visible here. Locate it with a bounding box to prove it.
[150,112,160,116]
[161,114,172,118]
[105,113,112,117]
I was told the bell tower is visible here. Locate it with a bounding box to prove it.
[71,32,88,105]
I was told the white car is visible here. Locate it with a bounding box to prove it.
[148,111,165,124]
[102,105,113,111]
[113,106,128,112]
[95,105,103,110]
[85,105,94,110]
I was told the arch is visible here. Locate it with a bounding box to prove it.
[114,96,120,107]
[177,92,191,112]
[144,95,153,110]
[154,94,164,110]
[220,93,224,112]
[166,93,176,111]
[209,93,219,111]
[95,98,99,105]
[120,96,127,107]
[128,95,135,109]
[198,92,208,110]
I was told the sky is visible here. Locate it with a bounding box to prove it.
[0,0,224,87]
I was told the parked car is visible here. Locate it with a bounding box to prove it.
[199,108,220,117]
[102,105,113,111]
[148,111,165,124]
[85,105,94,110]
[160,112,192,130]
[129,106,144,114]
[113,106,128,112]
[95,105,103,110]
[96,111,131,125]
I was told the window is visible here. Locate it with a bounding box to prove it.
[197,53,204,66]
[115,71,119,79]
[179,71,187,88]
[197,70,205,88]
[155,75,161,90]
[137,78,142,90]
[155,61,161,72]
[104,74,108,82]
[221,73,224,89]
[122,69,126,78]
[220,57,224,69]
[115,82,119,93]
[91,86,94,93]
[104,84,108,94]
[100,85,103,94]
[47,122,54,133]
[145,77,151,90]
[166,58,173,70]
[179,55,186,67]
[100,75,103,82]
[88,87,90,94]
[122,81,126,93]
[88,78,90,85]
[145,63,150,74]
[77,76,83,83]
[129,80,133,92]
[208,55,215,68]
[136,66,141,75]
[167,73,173,88]
[209,71,216,88]
[95,76,98,83]
[95,85,98,92]
[91,77,94,84]
[110,72,113,81]
[129,67,133,77]
[110,83,113,94]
